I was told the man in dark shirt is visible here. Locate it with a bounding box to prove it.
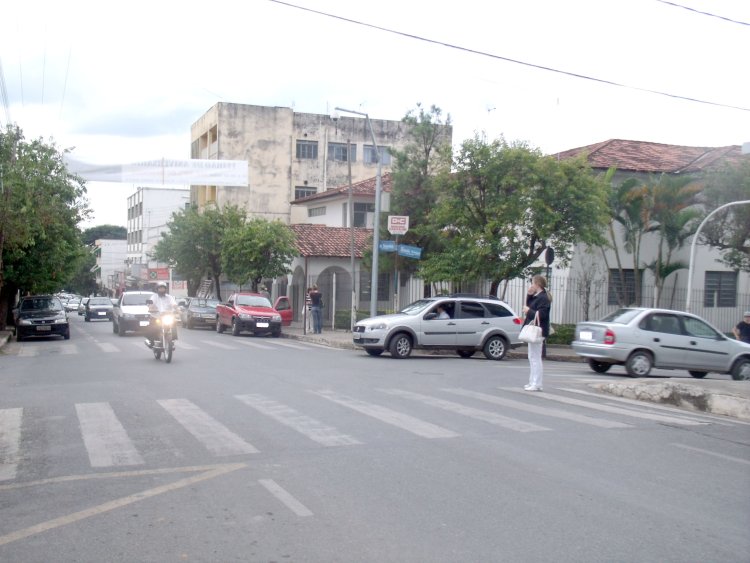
[309,285,323,334]
[734,311,750,344]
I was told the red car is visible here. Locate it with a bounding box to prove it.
[215,292,292,337]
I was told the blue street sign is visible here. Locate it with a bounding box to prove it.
[398,244,422,259]
[379,240,397,252]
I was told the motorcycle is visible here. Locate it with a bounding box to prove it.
[144,309,176,363]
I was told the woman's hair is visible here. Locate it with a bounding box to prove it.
[532,275,552,303]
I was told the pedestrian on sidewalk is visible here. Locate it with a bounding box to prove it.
[310,285,323,334]
[733,311,750,344]
[305,288,313,332]
[522,275,551,392]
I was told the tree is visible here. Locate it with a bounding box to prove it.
[222,218,297,290]
[0,125,89,328]
[152,204,245,300]
[81,224,126,245]
[698,159,750,272]
[421,135,609,296]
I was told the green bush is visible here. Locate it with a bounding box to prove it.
[546,324,575,345]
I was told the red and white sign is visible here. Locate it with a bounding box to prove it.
[388,215,409,235]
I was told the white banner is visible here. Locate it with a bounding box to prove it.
[64,157,248,186]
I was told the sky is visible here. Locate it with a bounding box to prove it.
[2,0,749,229]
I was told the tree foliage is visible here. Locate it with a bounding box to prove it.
[81,224,126,245]
[420,135,609,295]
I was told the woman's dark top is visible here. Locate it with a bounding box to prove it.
[309,290,322,307]
[523,290,551,337]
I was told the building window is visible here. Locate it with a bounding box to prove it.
[363,145,391,165]
[296,140,318,160]
[704,271,737,307]
[295,186,317,200]
[328,142,356,162]
[353,202,375,227]
[608,269,640,306]
[308,206,326,217]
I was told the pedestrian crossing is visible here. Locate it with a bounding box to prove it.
[1,385,731,482]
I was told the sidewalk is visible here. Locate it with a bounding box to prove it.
[282,324,750,421]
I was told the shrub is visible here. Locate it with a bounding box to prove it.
[546,324,575,345]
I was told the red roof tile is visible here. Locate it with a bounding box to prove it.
[292,173,393,203]
[290,224,373,258]
[554,139,746,173]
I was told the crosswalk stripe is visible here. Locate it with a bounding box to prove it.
[96,342,119,353]
[0,408,23,481]
[199,340,238,350]
[381,389,550,432]
[442,388,633,429]
[174,341,197,350]
[259,479,314,517]
[76,403,144,467]
[266,340,312,350]
[235,394,361,446]
[498,387,707,425]
[59,345,78,355]
[157,399,258,456]
[312,390,459,439]
[236,340,273,350]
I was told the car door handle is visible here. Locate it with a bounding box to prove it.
[653,338,661,342]
[447,322,456,326]
[481,321,490,325]
[690,341,697,345]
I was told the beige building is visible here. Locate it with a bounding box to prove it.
[190,102,418,222]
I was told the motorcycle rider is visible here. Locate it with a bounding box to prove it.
[146,282,178,347]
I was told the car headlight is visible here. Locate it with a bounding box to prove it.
[272,315,282,322]
[122,313,135,320]
[54,316,68,324]
[239,313,252,320]
[19,318,33,325]
[369,323,388,331]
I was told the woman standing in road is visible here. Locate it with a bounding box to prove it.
[522,275,551,391]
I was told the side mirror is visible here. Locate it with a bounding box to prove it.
[146,299,153,305]
[425,312,437,320]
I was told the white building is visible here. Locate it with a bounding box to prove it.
[92,239,127,296]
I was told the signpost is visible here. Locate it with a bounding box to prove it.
[388,215,409,236]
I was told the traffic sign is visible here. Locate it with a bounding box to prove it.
[379,240,397,252]
[388,215,409,235]
[398,244,422,259]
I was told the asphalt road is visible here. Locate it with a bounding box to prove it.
[1,315,749,562]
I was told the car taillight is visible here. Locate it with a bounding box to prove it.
[604,329,616,345]
[513,317,522,325]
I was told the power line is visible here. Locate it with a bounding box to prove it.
[267,0,750,113]
[0,58,11,127]
[60,44,73,120]
[655,0,750,26]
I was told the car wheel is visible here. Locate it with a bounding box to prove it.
[688,370,708,379]
[271,330,281,338]
[625,350,653,377]
[365,349,384,357]
[588,359,612,373]
[186,319,194,330]
[389,333,413,359]
[730,358,750,381]
[483,335,508,361]
[232,319,241,336]
[118,321,126,337]
[112,319,118,333]
[457,350,475,358]
[16,332,24,342]
[216,318,225,333]
[63,329,70,340]
[84,315,90,322]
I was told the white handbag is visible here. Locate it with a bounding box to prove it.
[519,312,543,343]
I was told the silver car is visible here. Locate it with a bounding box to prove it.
[352,295,522,360]
[572,308,750,380]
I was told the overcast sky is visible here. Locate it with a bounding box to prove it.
[2,0,749,228]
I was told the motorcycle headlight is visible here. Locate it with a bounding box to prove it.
[161,314,175,326]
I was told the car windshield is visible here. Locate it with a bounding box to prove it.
[21,298,63,311]
[399,299,434,315]
[236,295,271,307]
[122,293,155,306]
[89,298,112,305]
[191,299,220,309]
[599,309,642,324]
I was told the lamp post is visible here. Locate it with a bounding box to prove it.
[335,107,382,317]
[685,199,750,312]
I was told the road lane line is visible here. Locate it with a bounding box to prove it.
[158,398,258,456]
[258,479,314,517]
[442,388,632,429]
[0,463,247,547]
[0,408,23,481]
[670,443,750,465]
[76,403,144,467]
[235,394,361,446]
[312,390,459,439]
[199,340,238,350]
[381,389,550,432]
[498,387,707,425]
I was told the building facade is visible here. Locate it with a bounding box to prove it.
[92,239,127,296]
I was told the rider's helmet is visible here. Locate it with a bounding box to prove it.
[156,282,168,293]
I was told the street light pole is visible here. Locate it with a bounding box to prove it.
[685,199,750,312]
[335,107,382,317]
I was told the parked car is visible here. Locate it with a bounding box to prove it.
[64,298,81,313]
[181,298,220,329]
[15,295,70,341]
[77,297,90,316]
[215,293,284,337]
[84,296,114,321]
[112,291,156,336]
[352,295,522,359]
[572,308,750,380]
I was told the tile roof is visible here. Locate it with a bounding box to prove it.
[292,173,393,204]
[554,139,746,173]
[290,224,373,258]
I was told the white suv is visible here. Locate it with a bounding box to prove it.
[112,291,156,336]
[352,295,522,359]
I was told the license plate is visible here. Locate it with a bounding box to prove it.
[580,331,593,341]
[139,321,150,327]
[353,333,361,340]
[36,325,52,331]
[98,312,106,315]
[256,322,269,328]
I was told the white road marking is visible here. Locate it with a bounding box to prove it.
[96,342,119,353]
[58,345,78,355]
[442,388,632,429]
[19,346,37,357]
[76,403,145,467]
[670,443,750,466]
[235,394,361,446]
[236,339,273,350]
[157,398,258,456]
[381,389,550,433]
[312,390,459,439]
[199,340,238,350]
[174,341,197,350]
[0,408,23,481]
[498,387,707,425]
[266,340,311,350]
[259,479,314,517]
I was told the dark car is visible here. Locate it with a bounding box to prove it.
[84,296,114,321]
[15,295,70,341]
[181,298,220,329]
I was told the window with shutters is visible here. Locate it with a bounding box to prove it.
[703,271,736,307]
